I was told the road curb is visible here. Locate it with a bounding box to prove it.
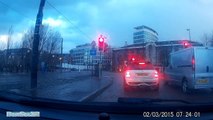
[78,77,113,102]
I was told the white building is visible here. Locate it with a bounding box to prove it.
[70,42,112,67]
[133,25,158,44]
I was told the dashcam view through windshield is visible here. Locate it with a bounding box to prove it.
[0,0,213,119]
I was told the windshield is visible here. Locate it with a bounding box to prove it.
[0,0,213,108]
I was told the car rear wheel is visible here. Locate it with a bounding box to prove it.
[182,80,190,94]
[123,79,131,92]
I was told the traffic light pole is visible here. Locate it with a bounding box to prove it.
[99,51,102,79]
[187,29,191,41]
[31,0,46,90]
[98,34,106,79]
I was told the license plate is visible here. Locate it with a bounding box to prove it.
[197,79,208,84]
[136,73,148,76]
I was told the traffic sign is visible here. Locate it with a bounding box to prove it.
[90,49,96,56]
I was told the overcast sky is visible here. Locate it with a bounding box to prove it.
[0,0,213,53]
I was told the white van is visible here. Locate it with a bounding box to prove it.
[165,47,213,93]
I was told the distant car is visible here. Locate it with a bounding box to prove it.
[165,47,213,93]
[123,62,159,91]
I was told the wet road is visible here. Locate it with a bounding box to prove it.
[92,72,213,103]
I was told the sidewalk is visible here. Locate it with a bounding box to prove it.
[5,71,113,102]
[0,71,91,90]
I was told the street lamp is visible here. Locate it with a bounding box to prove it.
[59,57,62,60]
[186,29,191,41]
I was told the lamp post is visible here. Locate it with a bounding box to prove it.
[59,57,62,72]
[186,29,191,41]
[31,0,46,89]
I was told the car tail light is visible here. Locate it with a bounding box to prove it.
[132,58,135,61]
[139,62,145,65]
[154,71,158,78]
[125,71,130,77]
[192,56,195,71]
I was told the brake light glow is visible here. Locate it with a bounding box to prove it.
[132,58,135,61]
[192,58,195,65]
[126,71,130,77]
[154,71,158,78]
[192,56,195,71]
[139,62,145,65]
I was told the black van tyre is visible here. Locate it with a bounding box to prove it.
[182,80,190,94]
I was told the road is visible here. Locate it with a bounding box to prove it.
[92,72,213,103]
[2,71,213,103]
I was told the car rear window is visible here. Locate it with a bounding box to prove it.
[127,63,154,70]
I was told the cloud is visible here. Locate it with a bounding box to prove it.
[0,35,8,44]
[0,0,213,52]
[43,17,68,28]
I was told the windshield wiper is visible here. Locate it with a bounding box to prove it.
[118,97,191,104]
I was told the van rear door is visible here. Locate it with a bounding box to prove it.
[194,47,213,88]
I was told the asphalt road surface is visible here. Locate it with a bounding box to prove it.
[92,72,213,103]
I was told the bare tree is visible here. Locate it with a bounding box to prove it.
[21,25,62,71]
[44,31,61,54]
[0,42,6,50]
[22,25,62,54]
[22,26,34,49]
[7,26,13,50]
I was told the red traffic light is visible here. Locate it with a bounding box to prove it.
[184,42,188,46]
[99,37,104,42]
[98,35,105,51]
[182,41,190,48]
[98,35,105,43]
[131,57,135,61]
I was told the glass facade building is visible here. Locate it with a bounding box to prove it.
[133,25,158,44]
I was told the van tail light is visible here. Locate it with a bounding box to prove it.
[125,71,130,77]
[192,56,195,71]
